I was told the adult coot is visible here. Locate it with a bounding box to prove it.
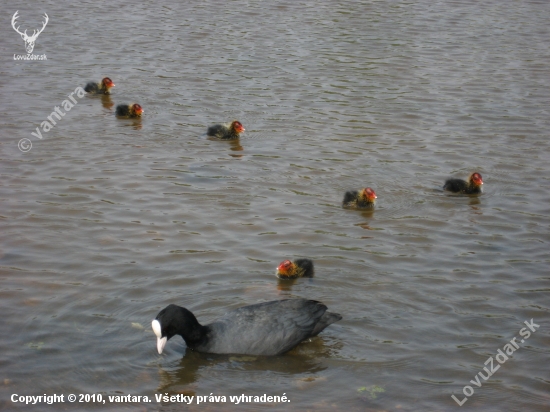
[152,299,341,356]
[342,187,377,209]
[207,120,245,140]
[116,103,144,118]
[443,172,483,194]
[84,77,115,95]
[276,258,314,279]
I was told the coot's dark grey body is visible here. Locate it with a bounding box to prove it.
[153,299,342,356]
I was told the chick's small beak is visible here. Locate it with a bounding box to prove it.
[276,264,287,279]
[277,262,289,272]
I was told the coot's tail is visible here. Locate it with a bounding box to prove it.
[311,312,342,337]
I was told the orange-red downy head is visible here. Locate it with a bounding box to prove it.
[231,120,245,134]
[102,77,115,88]
[276,260,294,277]
[470,172,483,187]
[362,187,377,202]
[132,103,144,116]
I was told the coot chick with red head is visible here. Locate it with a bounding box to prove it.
[115,103,144,118]
[342,187,377,209]
[207,120,245,140]
[443,172,483,194]
[152,299,341,356]
[276,258,314,280]
[84,77,115,95]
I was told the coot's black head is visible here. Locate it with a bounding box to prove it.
[152,304,199,354]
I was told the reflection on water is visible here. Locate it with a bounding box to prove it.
[156,346,332,396]
[206,136,244,157]
[276,276,316,292]
[228,139,244,157]
[1,0,550,411]
[152,339,342,411]
[101,95,114,110]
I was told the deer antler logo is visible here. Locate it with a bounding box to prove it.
[12,11,49,54]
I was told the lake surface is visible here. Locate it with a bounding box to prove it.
[1,0,549,410]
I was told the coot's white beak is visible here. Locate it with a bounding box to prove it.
[157,336,167,354]
[152,319,166,354]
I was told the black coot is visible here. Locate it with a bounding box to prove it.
[152,299,341,356]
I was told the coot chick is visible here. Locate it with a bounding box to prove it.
[207,120,245,140]
[276,258,314,279]
[84,77,115,95]
[443,172,483,194]
[152,299,341,356]
[116,103,144,118]
[342,187,377,209]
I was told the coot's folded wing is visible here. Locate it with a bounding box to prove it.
[201,299,328,356]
